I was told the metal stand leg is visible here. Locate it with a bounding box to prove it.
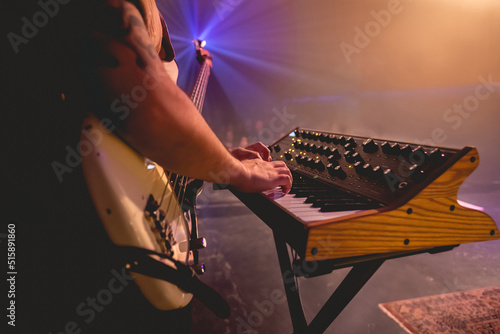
[273,232,384,334]
[274,233,308,333]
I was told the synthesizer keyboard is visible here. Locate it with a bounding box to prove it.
[231,128,499,262]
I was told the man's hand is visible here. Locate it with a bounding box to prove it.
[231,158,292,194]
[229,142,271,162]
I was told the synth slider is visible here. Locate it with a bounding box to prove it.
[232,128,499,262]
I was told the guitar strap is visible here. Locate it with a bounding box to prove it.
[118,246,230,319]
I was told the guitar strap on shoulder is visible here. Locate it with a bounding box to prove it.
[117,246,230,319]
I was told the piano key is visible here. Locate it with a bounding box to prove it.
[262,188,363,222]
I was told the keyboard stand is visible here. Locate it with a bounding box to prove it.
[273,232,457,334]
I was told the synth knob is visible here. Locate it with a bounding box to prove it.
[319,133,327,142]
[358,163,374,176]
[354,161,364,174]
[400,144,412,158]
[273,145,281,153]
[381,141,392,154]
[333,166,347,180]
[327,163,337,175]
[362,138,378,153]
[382,169,403,189]
[410,146,428,164]
[328,148,341,161]
[390,143,401,155]
[284,152,293,160]
[329,135,339,145]
[344,142,355,151]
[429,148,446,165]
[305,157,314,167]
[318,145,329,155]
[311,144,319,154]
[314,159,325,171]
[409,164,426,182]
[338,136,347,145]
[305,143,313,152]
[372,165,383,179]
[351,152,364,163]
[344,150,355,162]
[346,137,357,147]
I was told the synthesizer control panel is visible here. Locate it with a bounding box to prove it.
[269,129,464,206]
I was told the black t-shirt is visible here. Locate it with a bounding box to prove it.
[0,1,190,332]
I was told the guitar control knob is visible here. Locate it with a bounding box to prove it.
[362,138,378,153]
[190,237,207,250]
[191,263,205,275]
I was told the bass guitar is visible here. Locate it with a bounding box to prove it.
[81,40,212,310]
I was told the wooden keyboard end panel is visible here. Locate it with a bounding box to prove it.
[305,148,499,261]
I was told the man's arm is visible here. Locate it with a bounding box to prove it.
[86,1,291,192]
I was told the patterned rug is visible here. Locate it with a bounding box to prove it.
[379,286,500,334]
